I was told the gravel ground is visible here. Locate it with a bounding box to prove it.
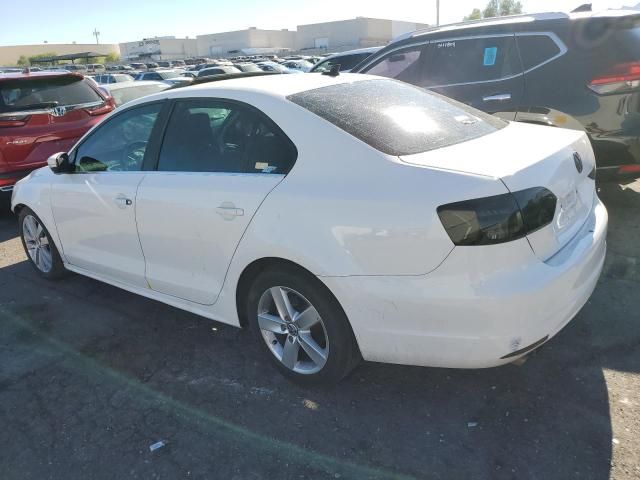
[0,181,638,480]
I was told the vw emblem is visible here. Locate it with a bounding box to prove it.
[51,106,66,117]
[573,152,583,173]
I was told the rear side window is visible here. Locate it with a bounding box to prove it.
[0,76,102,113]
[288,79,506,156]
[157,100,296,174]
[516,34,562,71]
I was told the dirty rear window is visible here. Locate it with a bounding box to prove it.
[0,76,102,113]
[287,79,506,156]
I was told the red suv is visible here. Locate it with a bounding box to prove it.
[0,71,115,193]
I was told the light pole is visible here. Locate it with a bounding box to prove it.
[93,28,100,45]
[436,0,440,26]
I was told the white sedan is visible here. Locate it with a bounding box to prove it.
[12,73,607,384]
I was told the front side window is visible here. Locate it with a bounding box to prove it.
[75,103,162,172]
[157,100,296,174]
[362,46,427,85]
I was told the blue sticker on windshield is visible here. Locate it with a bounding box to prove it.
[483,47,497,66]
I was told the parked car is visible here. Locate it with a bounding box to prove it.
[281,60,314,72]
[99,80,169,107]
[135,69,187,85]
[0,71,114,193]
[12,73,606,384]
[93,74,135,84]
[353,9,640,180]
[257,62,302,74]
[62,64,87,72]
[129,63,147,70]
[86,64,105,73]
[145,62,159,70]
[310,47,382,73]
[156,61,172,68]
[233,63,263,73]
[197,65,242,77]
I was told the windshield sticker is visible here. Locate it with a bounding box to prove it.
[483,47,498,66]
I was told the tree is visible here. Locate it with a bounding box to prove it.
[105,52,120,64]
[27,52,57,67]
[465,0,523,21]
[16,55,29,66]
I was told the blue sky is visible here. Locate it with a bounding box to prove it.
[0,0,634,46]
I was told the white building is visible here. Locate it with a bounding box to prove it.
[296,17,429,54]
[119,37,198,61]
[196,28,296,58]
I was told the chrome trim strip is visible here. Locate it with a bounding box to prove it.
[0,186,14,192]
[0,100,104,119]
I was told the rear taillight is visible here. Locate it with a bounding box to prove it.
[588,62,640,95]
[437,187,557,246]
[618,164,640,175]
[85,99,115,116]
[0,114,31,128]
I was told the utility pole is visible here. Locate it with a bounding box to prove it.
[436,0,440,26]
[93,28,100,45]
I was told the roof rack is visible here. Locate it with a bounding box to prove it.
[170,71,282,89]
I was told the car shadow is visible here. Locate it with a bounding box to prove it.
[0,182,637,479]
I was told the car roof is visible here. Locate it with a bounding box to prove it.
[0,71,84,82]
[322,47,383,59]
[392,8,640,43]
[126,72,381,108]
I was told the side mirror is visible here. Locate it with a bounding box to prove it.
[47,152,70,174]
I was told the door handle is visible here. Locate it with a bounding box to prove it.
[114,195,132,209]
[216,202,244,220]
[483,93,512,102]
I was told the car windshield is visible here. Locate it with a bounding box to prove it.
[109,84,168,106]
[288,79,507,156]
[236,64,261,72]
[0,76,102,113]
[312,53,370,72]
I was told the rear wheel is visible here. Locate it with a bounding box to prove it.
[19,208,66,279]
[247,267,360,385]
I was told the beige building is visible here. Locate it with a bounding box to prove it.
[196,28,296,57]
[296,17,429,53]
[119,37,197,61]
[0,43,120,66]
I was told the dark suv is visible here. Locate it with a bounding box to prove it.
[0,72,114,192]
[353,9,640,180]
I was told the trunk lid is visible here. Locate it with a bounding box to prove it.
[400,122,596,260]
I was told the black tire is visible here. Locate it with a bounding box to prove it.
[18,207,66,280]
[246,266,360,385]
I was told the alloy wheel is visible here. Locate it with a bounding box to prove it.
[257,286,329,374]
[22,215,53,273]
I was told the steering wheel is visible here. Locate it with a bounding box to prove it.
[121,141,148,170]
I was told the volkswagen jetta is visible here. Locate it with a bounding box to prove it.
[11,74,607,384]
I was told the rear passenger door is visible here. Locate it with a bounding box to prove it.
[135,98,297,305]
[423,35,524,120]
[363,34,524,120]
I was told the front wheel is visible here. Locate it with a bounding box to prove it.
[247,267,360,385]
[19,207,66,279]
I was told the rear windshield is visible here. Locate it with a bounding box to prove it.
[287,79,506,156]
[0,76,102,113]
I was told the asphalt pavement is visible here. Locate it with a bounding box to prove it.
[0,182,638,480]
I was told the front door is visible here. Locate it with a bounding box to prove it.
[51,102,164,287]
[135,99,297,305]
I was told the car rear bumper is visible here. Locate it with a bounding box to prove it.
[321,197,608,369]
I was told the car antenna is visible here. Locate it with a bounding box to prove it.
[322,64,341,77]
[22,66,31,74]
